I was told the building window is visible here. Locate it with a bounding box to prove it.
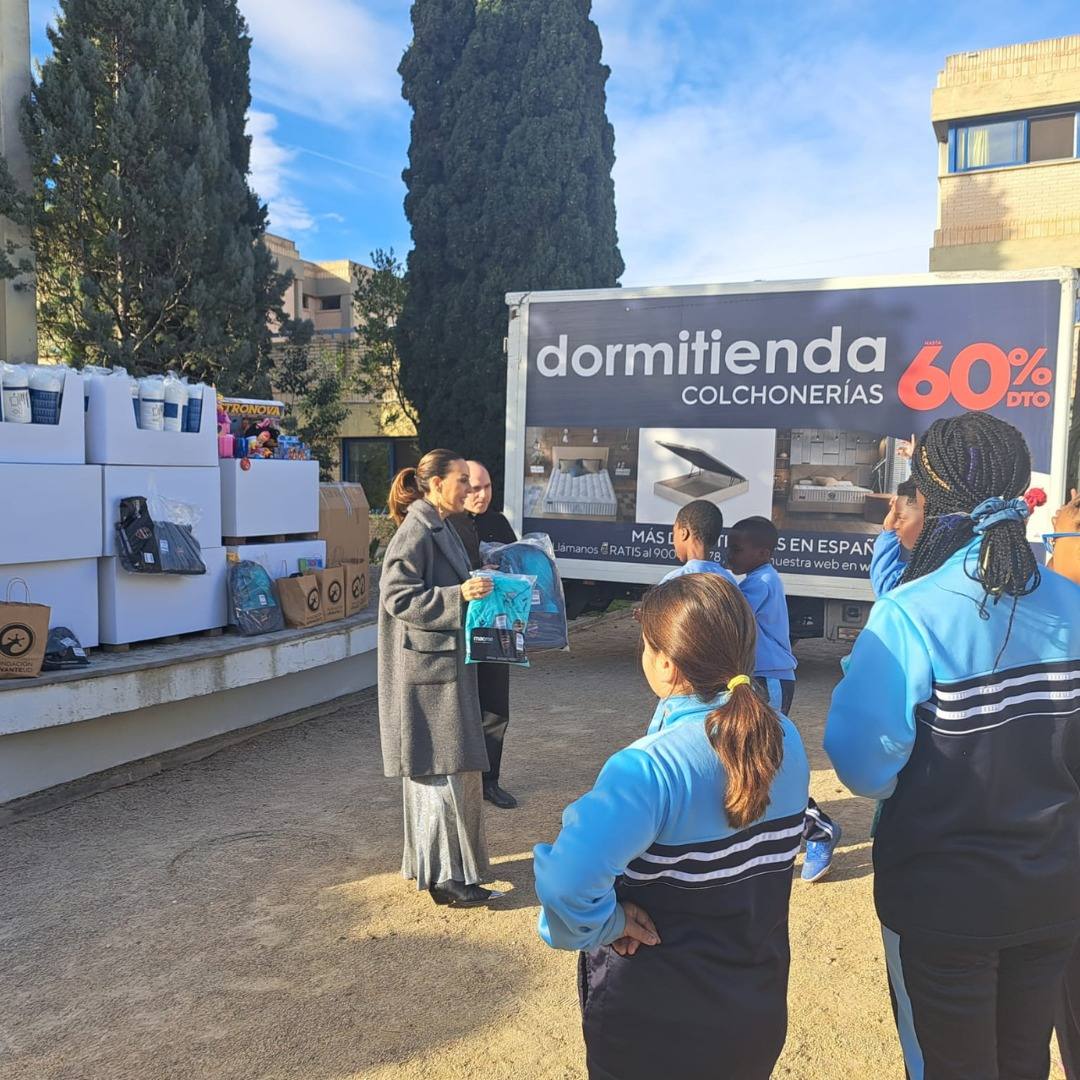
[321,295,343,311]
[302,293,314,310]
[1029,114,1076,163]
[341,437,420,511]
[951,111,1079,172]
[954,119,1025,170]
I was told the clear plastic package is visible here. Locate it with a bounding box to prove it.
[479,533,569,651]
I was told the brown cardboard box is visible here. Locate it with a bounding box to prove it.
[318,483,370,567]
[316,566,345,621]
[342,559,370,616]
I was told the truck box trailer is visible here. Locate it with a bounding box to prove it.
[503,268,1079,640]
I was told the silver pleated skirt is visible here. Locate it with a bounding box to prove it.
[401,771,492,889]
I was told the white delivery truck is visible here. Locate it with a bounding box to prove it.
[503,268,1080,640]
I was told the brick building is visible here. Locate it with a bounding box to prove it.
[263,232,417,500]
[930,35,1080,272]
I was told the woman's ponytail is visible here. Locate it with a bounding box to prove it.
[707,681,784,828]
[388,467,421,524]
[387,449,465,525]
[639,574,785,829]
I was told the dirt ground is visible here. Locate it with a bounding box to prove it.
[0,612,1065,1079]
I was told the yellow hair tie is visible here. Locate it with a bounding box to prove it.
[727,675,751,691]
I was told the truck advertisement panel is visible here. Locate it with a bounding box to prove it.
[508,275,1073,591]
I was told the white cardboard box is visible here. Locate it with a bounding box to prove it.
[102,465,222,557]
[225,540,327,580]
[0,370,86,465]
[219,458,320,538]
[86,378,217,467]
[0,558,100,648]
[97,546,228,645]
[0,464,104,564]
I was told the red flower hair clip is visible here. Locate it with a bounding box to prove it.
[1024,488,1047,512]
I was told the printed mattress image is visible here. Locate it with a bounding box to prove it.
[543,468,618,517]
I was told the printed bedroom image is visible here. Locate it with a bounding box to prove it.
[523,427,639,522]
[772,428,912,535]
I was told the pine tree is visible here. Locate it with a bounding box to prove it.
[25,0,263,379]
[193,0,289,397]
[397,0,623,485]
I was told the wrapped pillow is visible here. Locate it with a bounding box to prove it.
[558,458,585,477]
[580,458,603,474]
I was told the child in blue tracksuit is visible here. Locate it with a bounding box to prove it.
[727,515,841,882]
[535,573,810,1080]
[657,498,737,586]
[825,413,1080,1080]
[869,478,923,598]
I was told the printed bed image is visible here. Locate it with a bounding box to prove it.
[523,427,639,523]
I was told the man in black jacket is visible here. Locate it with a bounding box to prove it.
[451,461,518,809]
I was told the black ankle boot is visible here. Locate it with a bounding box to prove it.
[428,880,493,908]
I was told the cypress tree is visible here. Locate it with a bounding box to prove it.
[398,0,623,483]
[25,0,260,379]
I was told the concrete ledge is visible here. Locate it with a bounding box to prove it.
[0,608,378,736]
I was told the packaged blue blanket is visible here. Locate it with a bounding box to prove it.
[480,533,569,651]
[465,571,536,666]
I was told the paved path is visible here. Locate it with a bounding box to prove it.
[0,612,1004,1078]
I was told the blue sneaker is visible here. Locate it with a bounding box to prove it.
[801,823,842,883]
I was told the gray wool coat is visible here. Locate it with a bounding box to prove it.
[377,498,488,779]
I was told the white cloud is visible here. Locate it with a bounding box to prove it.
[595,10,940,286]
[248,110,316,234]
[239,0,406,124]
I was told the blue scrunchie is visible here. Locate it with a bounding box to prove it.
[969,496,1030,534]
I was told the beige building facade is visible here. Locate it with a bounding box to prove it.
[264,233,367,335]
[930,35,1080,271]
[263,233,417,501]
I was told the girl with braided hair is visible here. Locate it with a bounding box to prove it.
[825,412,1080,1079]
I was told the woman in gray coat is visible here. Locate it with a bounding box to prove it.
[379,449,497,908]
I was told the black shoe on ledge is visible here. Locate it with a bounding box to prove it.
[428,880,493,907]
[483,782,518,809]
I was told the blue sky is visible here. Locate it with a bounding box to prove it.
[27,0,1080,285]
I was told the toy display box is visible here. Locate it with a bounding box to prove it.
[220,458,320,538]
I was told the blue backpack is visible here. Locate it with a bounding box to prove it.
[228,560,285,636]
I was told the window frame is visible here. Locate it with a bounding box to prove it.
[948,106,1080,174]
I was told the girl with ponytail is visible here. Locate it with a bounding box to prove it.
[534,573,809,1080]
[826,412,1080,1078]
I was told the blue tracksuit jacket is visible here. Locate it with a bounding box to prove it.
[534,694,809,1078]
[659,558,737,586]
[739,563,797,681]
[825,537,1080,944]
[869,530,907,597]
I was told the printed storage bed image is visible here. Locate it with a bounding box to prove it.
[543,446,618,517]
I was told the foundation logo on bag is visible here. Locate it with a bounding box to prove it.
[0,623,34,658]
[328,581,342,604]
[306,588,320,612]
[351,577,362,599]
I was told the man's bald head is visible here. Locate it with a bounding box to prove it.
[464,461,493,515]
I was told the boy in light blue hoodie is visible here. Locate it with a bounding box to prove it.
[659,500,737,586]
[728,515,841,882]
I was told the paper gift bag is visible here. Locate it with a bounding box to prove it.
[316,566,345,622]
[343,559,369,617]
[274,573,324,628]
[0,578,51,679]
